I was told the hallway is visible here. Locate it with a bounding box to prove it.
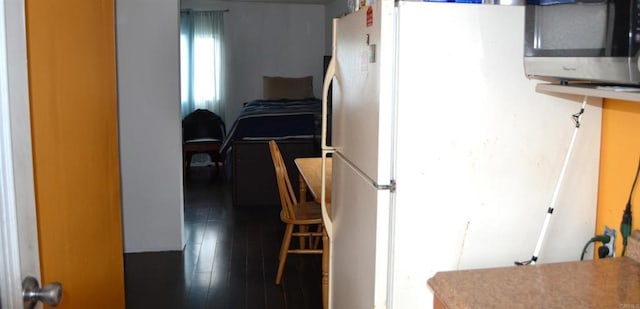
[124,165,322,308]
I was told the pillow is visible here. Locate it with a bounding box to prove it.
[263,76,314,100]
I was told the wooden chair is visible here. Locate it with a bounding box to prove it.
[268,140,323,285]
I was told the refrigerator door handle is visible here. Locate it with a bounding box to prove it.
[321,56,335,152]
[321,19,337,153]
[320,18,338,238]
[321,62,335,237]
[321,155,333,238]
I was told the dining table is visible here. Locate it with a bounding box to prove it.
[293,156,332,309]
[294,157,332,203]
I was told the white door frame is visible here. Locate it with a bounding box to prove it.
[0,0,41,307]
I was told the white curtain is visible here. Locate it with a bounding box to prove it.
[180,10,225,119]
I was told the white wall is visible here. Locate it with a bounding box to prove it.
[182,0,326,126]
[116,0,184,253]
[324,0,348,54]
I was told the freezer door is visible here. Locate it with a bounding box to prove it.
[331,1,395,185]
[330,154,392,309]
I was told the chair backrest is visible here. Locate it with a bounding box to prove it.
[269,140,298,220]
[182,109,226,142]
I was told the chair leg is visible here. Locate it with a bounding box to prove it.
[276,223,294,285]
[207,152,221,179]
[184,152,193,178]
[213,153,223,178]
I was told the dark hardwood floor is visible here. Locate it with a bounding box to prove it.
[124,166,322,309]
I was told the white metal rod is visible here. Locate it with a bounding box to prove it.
[528,96,588,265]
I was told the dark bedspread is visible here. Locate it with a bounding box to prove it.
[220,98,321,155]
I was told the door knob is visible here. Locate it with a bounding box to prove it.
[22,276,62,308]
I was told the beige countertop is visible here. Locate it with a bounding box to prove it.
[428,231,640,308]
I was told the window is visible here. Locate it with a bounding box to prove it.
[180,10,225,119]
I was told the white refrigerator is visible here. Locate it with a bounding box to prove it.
[320,2,602,309]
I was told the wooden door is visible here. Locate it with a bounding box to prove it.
[25,0,125,308]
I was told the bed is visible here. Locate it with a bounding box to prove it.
[222,76,323,207]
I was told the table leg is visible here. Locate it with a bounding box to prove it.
[298,173,308,249]
[299,225,308,250]
[298,173,307,202]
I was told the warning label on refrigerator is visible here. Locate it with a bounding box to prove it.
[366,7,373,27]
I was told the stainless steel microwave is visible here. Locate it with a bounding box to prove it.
[523,0,640,85]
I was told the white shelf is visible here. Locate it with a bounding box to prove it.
[536,83,640,102]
